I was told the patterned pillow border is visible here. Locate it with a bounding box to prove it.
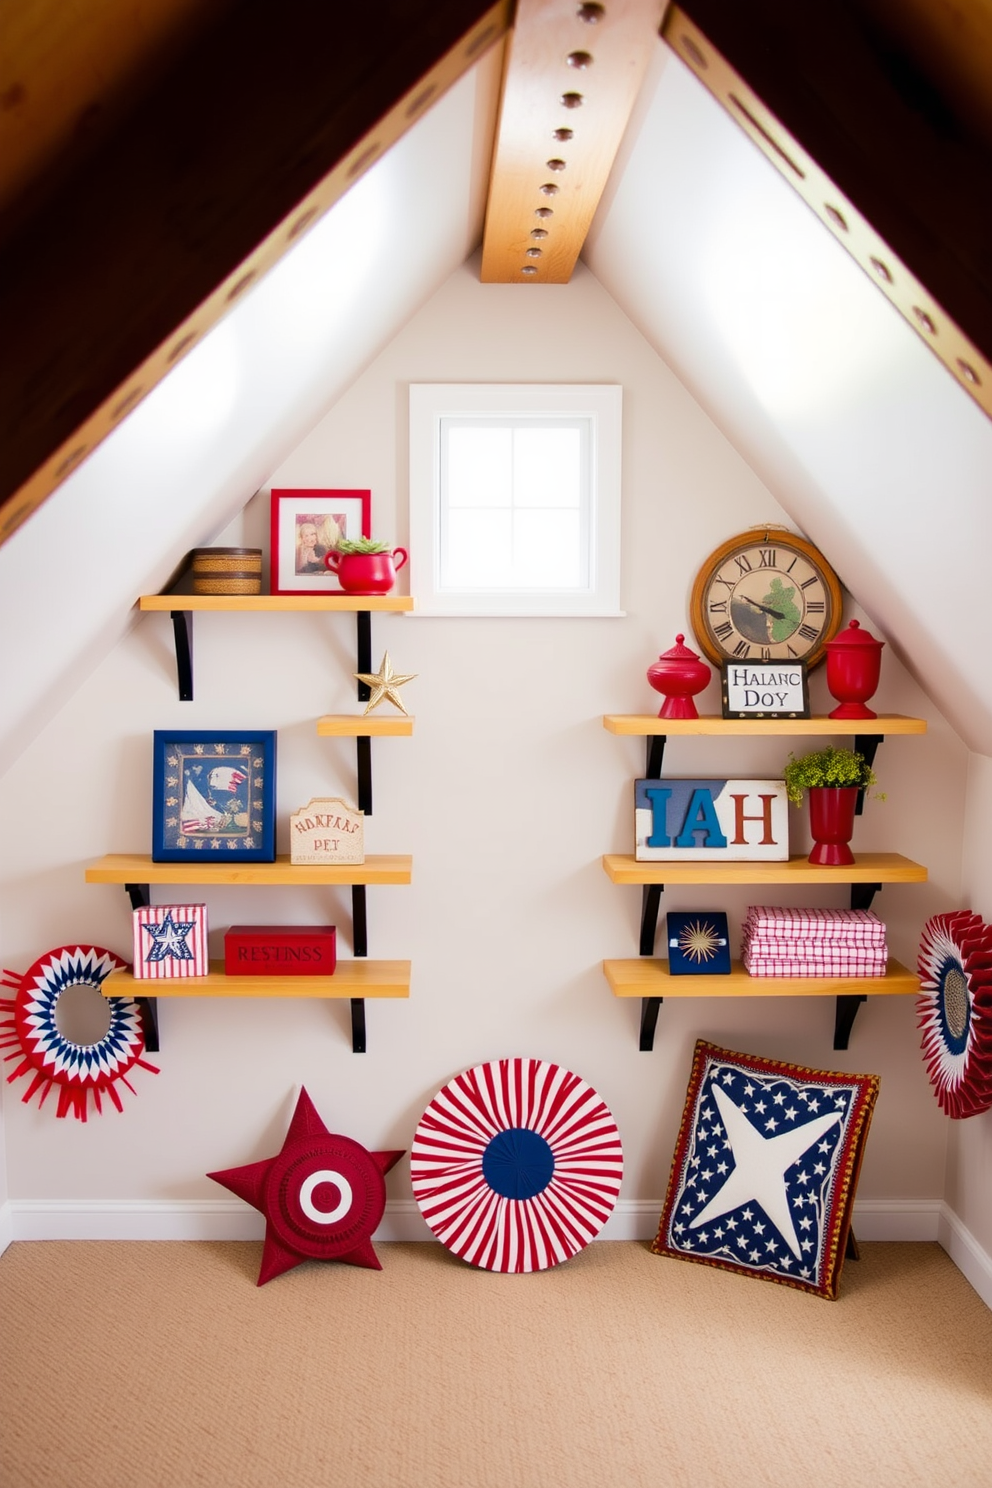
[652,1040,880,1300]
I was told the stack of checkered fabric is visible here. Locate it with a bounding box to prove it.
[742,906,888,977]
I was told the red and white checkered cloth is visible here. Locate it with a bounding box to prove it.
[742,905,887,977]
[744,952,888,977]
[743,906,886,944]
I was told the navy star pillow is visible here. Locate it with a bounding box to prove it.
[653,1041,879,1300]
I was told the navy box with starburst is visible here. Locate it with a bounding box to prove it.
[667,911,731,975]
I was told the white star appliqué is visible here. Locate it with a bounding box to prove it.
[689,1085,841,1258]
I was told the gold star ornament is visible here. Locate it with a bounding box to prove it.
[355,651,417,715]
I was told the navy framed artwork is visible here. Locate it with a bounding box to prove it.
[667,912,732,975]
[152,731,277,862]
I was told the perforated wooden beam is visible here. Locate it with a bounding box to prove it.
[481,0,666,283]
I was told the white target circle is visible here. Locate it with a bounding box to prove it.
[299,1169,353,1225]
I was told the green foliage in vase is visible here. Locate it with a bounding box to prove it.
[331,536,392,554]
[782,746,884,806]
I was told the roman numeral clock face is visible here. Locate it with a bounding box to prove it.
[689,530,843,669]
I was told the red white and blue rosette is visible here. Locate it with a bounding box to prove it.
[917,912,992,1119]
[410,1058,623,1273]
[0,945,158,1121]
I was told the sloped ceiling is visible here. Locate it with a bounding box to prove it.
[1,3,991,773]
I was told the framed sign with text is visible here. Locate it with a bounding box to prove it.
[721,661,809,719]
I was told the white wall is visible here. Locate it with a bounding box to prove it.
[0,258,963,1236]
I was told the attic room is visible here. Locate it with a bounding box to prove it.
[1,2,991,1484]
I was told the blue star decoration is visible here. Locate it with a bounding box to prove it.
[142,910,196,963]
[653,1041,879,1297]
[208,1088,404,1285]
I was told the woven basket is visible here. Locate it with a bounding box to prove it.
[191,548,262,595]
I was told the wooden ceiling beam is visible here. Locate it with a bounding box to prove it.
[481,0,666,283]
[0,0,510,547]
[665,0,992,420]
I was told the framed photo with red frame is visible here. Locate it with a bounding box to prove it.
[270,488,371,595]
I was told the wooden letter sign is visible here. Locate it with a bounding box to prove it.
[290,797,364,865]
[635,778,789,862]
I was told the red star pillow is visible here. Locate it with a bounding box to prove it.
[653,1041,879,1300]
[209,1087,403,1285]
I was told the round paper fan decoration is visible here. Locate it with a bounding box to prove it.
[917,912,992,1118]
[411,1057,623,1273]
[0,946,158,1121]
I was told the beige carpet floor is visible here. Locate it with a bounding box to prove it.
[1,1240,991,1488]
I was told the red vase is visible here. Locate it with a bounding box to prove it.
[647,634,712,719]
[807,786,859,866]
[825,619,884,719]
[325,547,408,595]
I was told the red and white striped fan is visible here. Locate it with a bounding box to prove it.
[411,1058,623,1273]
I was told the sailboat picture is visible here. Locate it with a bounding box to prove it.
[152,731,277,863]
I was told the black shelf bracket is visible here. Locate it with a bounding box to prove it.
[350,882,368,1054]
[853,733,884,814]
[640,996,663,1052]
[640,884,664,956]
[171,610,194,701]
[834,995,867,1050]
[122,882,160,1052]
[646,735,666,779]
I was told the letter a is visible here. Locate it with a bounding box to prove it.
[674,788,728,849]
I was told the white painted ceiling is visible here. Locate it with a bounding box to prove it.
[1,33,990,774]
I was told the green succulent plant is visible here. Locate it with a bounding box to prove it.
[782,745,884,807]
[331,536,392,555]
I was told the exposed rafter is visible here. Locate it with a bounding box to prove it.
[665,1,992,421]
[0,0,510,548]
[481,0,666,283]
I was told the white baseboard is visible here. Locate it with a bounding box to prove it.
[937,1203,992,1310]
[3,1196,948,1245]
[0,1199,12,1256]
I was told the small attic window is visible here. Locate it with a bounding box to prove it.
[408,384,622,616]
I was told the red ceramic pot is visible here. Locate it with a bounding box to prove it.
[825,619,884,720]
[647,634,712,719]
[325,547,408,595]
[807,786,859,866]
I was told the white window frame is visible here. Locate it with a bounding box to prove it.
[408,384,623,616]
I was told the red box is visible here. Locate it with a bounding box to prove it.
[224,925,337,976]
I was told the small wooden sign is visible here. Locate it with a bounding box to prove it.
[290,797,364,865]
[635,778,789,861]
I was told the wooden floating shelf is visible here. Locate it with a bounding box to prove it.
[603,957,919,999]
[603,714,926,736]
[139,594,414,613]
[102,960,410,1000]
[602,852,927,887]
[86,853,412,886]
[317,714,414,737]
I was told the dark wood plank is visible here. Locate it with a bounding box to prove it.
[673,0,992,366]
[0,0,508,545]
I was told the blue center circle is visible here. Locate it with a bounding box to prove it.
[482,1127,555,1200]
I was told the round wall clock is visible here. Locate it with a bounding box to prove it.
[689,528,843,669]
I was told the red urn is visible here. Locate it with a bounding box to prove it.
[825,619,884,720]
[647,634,712,719]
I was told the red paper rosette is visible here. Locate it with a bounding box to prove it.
[917,912,992,1118]
[0,945,159,1120]
[410,1058,623,1273]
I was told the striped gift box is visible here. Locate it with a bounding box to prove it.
[132,904,208,979]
